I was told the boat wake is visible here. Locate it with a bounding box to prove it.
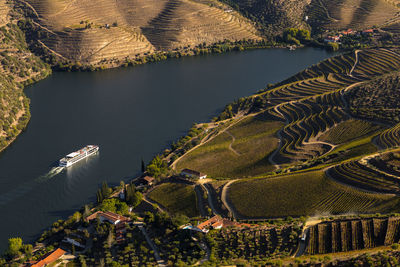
[35,167,64,183]
[0,167,65,206]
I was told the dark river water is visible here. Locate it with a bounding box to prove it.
[0,48,335,251]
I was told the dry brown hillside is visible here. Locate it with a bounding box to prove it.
[308,0,400,30]
[0,0,8,26]
[20,0,261,65]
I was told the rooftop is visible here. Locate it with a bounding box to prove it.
[31,248,66,267]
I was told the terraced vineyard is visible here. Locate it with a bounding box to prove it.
[377,123,400,149]
[264,49,400,164]
[319,119,383,145]
[326,159,400,194]
[227,171,399,218]
[20,0,261,65]
[307,0,400,31]
[175,113,283,178]
[305,217,400,255]
[270,90,349,163]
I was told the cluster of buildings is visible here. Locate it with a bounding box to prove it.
[86,211,131,244]
[183,215,251,233]
[324,28,375,43]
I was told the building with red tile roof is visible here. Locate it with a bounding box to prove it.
[30,248,66,267]
[195,215,251,233]
[86,211,130,225]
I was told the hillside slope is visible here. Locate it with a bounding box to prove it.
[0,0,50,152]
[307,0,400,31]
[19,0,261,65]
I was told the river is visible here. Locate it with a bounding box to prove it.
[0,47,335,251]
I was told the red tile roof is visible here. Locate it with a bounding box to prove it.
[100,211,130,223]
[31,248,66,267]
[143,176,155,183]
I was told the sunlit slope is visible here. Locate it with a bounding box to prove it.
[0,0,8,26]
[308,0,400,30]
[24,0,261,64]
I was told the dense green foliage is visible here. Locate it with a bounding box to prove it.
[283,28,311,45]
[100,199,129,215]
[96,181,112,203]
[145,155,169,178]
[125,184,142,208]
[0,23,50,152]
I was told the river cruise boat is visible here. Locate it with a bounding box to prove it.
[59,145,99,167]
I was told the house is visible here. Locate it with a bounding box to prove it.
[86,211,130,225]
[30,248,66,267]
[180,169,207,179]
[194,215,251,233]
[196,215,223,233]
[135,176,155,188]
[99,211,130,225]
[362,29,374,35]
[324,35,340,43]
[141,176,155,186]
[342,28,354,35]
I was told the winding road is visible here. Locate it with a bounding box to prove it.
[221,179,238,219]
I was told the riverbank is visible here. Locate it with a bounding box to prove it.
[0,21,51,154]
[0,47,337,253]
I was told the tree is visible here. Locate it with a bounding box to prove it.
[97,181,112,203]
[125,184,142,208]
[100,199,129,215]
[83,205,91,217]
[146,155,169,178]
[102,181,112,198]
[23,244,33,258]
[71,211,82,223]
[6,237,23,258]
[141,158,145,173]
[97,190,103,203]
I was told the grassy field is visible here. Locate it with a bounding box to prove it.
[319,119,384,145]
[148,183,199,217]
[227,171,400,218]
[175,113,283,178]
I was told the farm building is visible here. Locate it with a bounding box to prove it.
[134,176,155,188]
[342,28,354,35]
[187,215,251,233]
[85,211,130,225]
[180,168,207,179]
[30,248,66,267]
[324,36,340,43]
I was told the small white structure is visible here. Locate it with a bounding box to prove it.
[65,238,85,248]
[180,169,207,179]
